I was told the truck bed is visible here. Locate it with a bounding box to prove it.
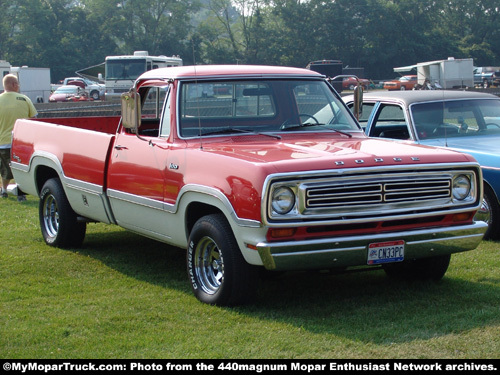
[35,115,121,134]
[12,117,118,189]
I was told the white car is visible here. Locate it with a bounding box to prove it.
[63,77,105,100]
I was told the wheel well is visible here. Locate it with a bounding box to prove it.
[484,181,499,205]
[185,202,223,237]
[35,166,59,195]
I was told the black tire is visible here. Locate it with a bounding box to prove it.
[383,254,451,281]
[39,178,86,248]
[187,214,258,306]
[90,90,100,100]
[478,184,500,240]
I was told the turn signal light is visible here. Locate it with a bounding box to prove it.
[269,228,296,238]
[452,213,472,222]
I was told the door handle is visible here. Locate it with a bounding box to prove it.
[114,145,128,150]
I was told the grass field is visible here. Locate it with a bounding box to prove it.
[1,195,499,359]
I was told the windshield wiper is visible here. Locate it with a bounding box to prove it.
[200,127,282,139]
[281,123,352,137]
[200,128,252,136]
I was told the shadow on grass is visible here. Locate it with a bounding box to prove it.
[78,227,188,290]
[75,226,500,345]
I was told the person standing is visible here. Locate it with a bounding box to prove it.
[0,74,37,200]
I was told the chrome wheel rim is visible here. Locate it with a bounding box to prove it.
[42,194,59,239]
[194,236,224,295]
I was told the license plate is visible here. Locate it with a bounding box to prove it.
[367,240,405,265]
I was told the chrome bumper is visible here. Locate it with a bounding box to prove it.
[256,222,487,271]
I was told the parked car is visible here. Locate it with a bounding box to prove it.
[344,90,500,240]
[63,76,105,100]
[492,71,500,87]
[473,67,500,88]
[49,85,90,102]
[342,77,370,90]
[383,75,417,91]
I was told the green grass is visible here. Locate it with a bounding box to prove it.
[1,195,499,359]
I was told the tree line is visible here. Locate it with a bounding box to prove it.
[1,0,499,82]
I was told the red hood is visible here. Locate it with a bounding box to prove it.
[193,133,475,172]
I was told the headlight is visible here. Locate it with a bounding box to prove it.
[271,186,295,215]
[452,174,471,200]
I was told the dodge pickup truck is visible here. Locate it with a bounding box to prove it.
[11,65,487,306]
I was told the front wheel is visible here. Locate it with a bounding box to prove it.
[39,178,86,248]
[383,254,451,281]
[187,214,258,306]
[90,90,100,100]
[476,184,500,240]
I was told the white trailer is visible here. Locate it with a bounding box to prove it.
[0,60,11,81]
[9,66,52,103]
[394,57,474,89]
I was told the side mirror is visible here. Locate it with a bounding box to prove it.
[353,85,363,120]
[121,89,141,130]
[330,74,364,120]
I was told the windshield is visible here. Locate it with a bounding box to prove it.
[410,98,500,139]
[178,79,360,138]
[55,86,78,93]
[106,58,146,80]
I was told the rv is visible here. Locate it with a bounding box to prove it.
[104,51,182,100]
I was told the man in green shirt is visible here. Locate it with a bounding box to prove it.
[0,74,38,200]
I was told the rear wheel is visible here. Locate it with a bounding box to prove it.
[383,254,451,281]
[39,178,86,248]
[187,214,258,306]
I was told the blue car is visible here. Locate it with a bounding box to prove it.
[344,90,500,240]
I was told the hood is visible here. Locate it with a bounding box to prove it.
[197,133,475,172]
[421,134,500,167]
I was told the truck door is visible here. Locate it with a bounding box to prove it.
[107,85,175,241]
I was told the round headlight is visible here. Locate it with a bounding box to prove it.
[271,186,295,215]
[453,175,471,200]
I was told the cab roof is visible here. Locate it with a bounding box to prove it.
[352,90,499,105]
[138,64,324,81]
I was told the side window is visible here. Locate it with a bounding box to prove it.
[160,89,171,137]
[135,86,168,137]
[346,102,375,128]
[357,103,376,128]
[370,104,410,140]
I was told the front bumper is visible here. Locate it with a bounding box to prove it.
[256,221,487,270]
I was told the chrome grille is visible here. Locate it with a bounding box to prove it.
[304,177,451,210]
[265,165,480,223]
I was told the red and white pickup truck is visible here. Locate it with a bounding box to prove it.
[11,65,487,306]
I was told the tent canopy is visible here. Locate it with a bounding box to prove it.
[394,65,417,73]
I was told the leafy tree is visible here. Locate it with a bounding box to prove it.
[108,0,199,60]
[440,0,500,65]
[1,0,500,83]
